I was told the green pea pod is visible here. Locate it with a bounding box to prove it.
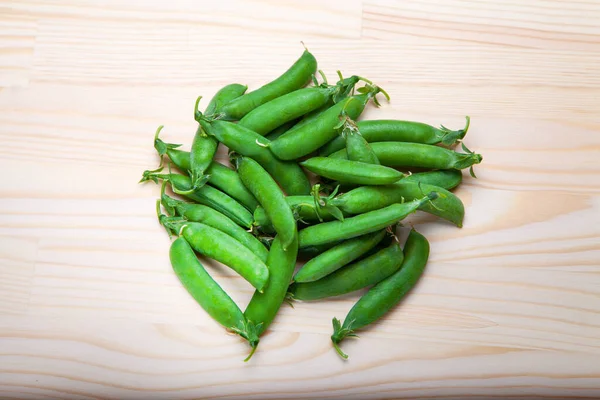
[300,157,404,185]
[329,181,465,227]
[235,156,297,250]
[289,240,404,301]
[188,122,218,191]
[269,85,386,160]
[161,194,268,262]
[204,83,248,117]
[319,117,470,156]
[293,230,386,283]
[238,76,360,135]
[197,118,311,195]
[328,142,483,174]
[331,229,429,359]
[166,221,269,292]
[140,171,253,229]
[244,234,298,340]
[403,170,462,190]
[298,193,437,248]
[216,50,317,120]
[188,84,248,191]
[169,237,245,329]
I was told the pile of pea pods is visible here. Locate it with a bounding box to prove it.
[140,48,483,361]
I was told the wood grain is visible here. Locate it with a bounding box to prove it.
[1,0,600,398]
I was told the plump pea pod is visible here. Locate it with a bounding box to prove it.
[289,240,404,301]
[161,194,268,262]
[189,121,218,192]
[238,76,360,135]
[235,156,297,250]
[190,84,250,188]
[140,171,253,228]
[244,234,298,342]
[197,118,310,195]
[301,157,404,185]
[204,83,248,117]
[188,87,252,192]
[288,71,364,132]
[152,129,259,211]
[215,50,317,120]
[298,192,437,248]
[294,230,386,283]
[403,170,462,190]
[166,221,269,292]
[331,229,429,359]
[169,237,259,345]
[319,116,470,156]
[329,142,483,176]
[269,85,387,160]
[329,181,465,227]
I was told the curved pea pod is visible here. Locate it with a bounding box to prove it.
[244,234,298,340]
[198,118,311,195]
[319,117,470,156]
[170,237,260,361]
[169,237,246,329]
[204,83,248,117]
[403,170,462,190]
[331,229,429,359]
[293,230,386,283]
[289,240,404,301]
[328,142,483,176]
[140,171,253,229]
[216,50,317,120]
[301,157,404,185]
[269,85,386,161]
[167,221,269,292]
[161,194,268,262]
[329,181,465,227]
[188,122,218,191]
[298,193,437,248]
[238,76,359,136]
[187,85,248,191]
[235,156,297,250]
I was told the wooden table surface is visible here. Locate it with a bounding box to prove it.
[1,1,600,399]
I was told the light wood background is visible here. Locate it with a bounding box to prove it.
[1,0,600,399]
